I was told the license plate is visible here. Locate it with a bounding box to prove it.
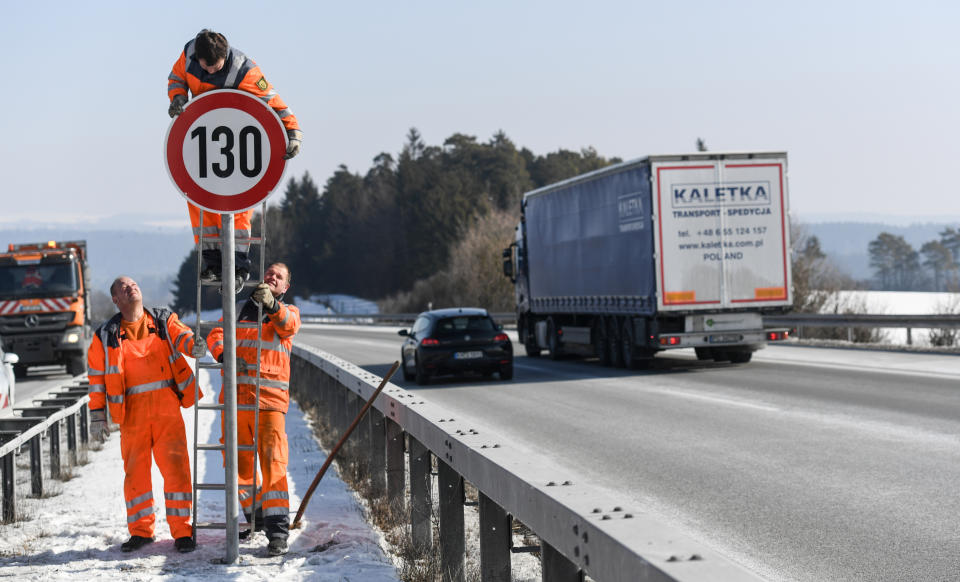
[709,334,741,344]
[454,351,483,359]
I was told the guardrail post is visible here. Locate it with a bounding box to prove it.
[79,406,89,445]
[1,451,14,522]
[369,408,386,498]
[386,419,405,512]
[29,434,43,497]
[438,459,465,582]
[541,540,582,582]
[847,327,852,342]
[48,420,61,480]
[479,491,511,581]
[408,435,432,552]
[66,413,77,466]
[907,327,913,345]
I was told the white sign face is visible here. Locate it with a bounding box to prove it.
[181,108,273,196]
[165,89,288,213]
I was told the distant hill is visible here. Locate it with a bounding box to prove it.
[1,226,194,306]
[802,221,959,281]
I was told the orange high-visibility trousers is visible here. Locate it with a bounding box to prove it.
[188,204,253,252]
[221,410,289,518]
[120,400,193,539]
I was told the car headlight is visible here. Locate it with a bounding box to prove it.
[62,330,81,344]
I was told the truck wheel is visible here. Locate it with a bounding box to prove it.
[694,348,713,361]
[593,320,611,366]
[66,357,85,377]
[13,363,28,379]
[729,350,753,364]
[547,318,562,360]
[523,319,541,358]
[621,318,638,369]
[607,317,624,368]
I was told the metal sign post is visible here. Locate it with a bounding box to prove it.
[164,89,289,564]
[221,216,240,562]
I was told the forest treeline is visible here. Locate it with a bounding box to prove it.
[171,129,620,313]
[867,229,960,291]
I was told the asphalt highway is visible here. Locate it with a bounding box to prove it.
[297,323,960,582]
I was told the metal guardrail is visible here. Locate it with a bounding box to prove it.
[765,314,960,345]
[300,312,517,325]
[291,344,762,582]
[0,381,90,522]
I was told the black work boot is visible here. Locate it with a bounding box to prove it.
[200,249,222,282]
[264,514,289,555]
[174,536,197,553]
[239,508,264,540]
[121,535,154,552]
[267,537,288,556]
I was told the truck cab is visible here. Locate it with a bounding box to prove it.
[0,241,91,377]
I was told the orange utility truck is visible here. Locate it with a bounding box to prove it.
[0,241,92,377]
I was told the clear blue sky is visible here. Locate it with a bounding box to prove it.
[2,0,957,226]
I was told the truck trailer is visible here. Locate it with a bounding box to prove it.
[0,241,92,377]
[502,151,792,367]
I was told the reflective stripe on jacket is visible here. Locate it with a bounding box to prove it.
[207,299,300,413]
[87,308,200,423]
[168,39,300,132]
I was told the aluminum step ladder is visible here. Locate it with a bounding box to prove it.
[189,204,268,542]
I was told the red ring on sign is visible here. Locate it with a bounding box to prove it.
[165,90,287,213]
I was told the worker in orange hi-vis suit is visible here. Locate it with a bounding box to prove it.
[86,276,205,554]
[167,29,302,288]
[207,262,300,557]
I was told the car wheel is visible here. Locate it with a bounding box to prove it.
[499,362,513,381]
[401,353,413,382]
[415,357,430,386]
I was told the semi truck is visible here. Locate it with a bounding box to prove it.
[502,151,792,367]
[0,241,92,377]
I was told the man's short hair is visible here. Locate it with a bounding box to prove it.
[195,29,229,63]
[109,277,126,298]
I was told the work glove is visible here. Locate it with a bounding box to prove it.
[90,408,109,442]
[252,282,277,313]
[168,94,187,118]
[191,342,208,359]
[217,354,250,374]
[284,129,302,160]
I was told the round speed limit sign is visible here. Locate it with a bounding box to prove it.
[165,89,288,213]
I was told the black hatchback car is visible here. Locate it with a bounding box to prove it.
[399,308,513,385]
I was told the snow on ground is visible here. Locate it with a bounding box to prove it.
[819,290,960,346]
[0,365,398,581]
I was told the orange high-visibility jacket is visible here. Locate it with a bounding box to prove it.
[88,308,200,424]
[167,39,300,132]
[207,299,300,413]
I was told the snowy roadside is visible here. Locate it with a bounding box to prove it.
[0,365,398,581]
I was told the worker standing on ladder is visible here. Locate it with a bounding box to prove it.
[206,263,301,556]
[86,276,202,554]
[167,29,303,287]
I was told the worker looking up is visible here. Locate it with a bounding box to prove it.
[86,276,203,554]
[207,263,301,556]
[167,29,303,288]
